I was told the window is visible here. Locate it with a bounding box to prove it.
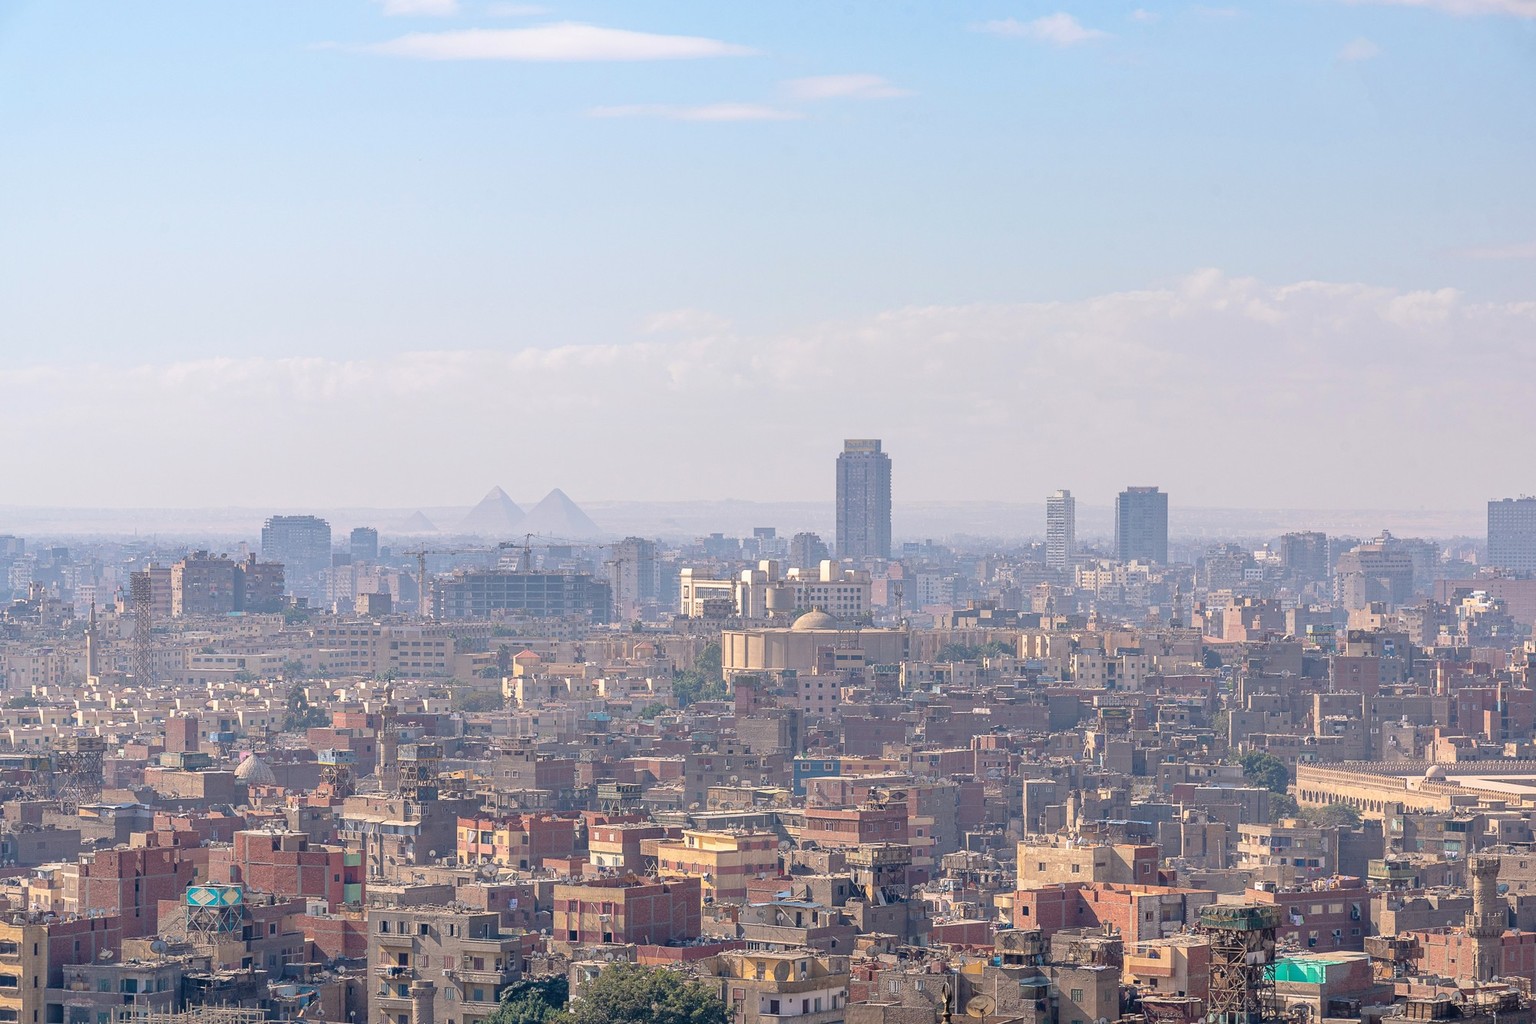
[1070,989,1084,1002]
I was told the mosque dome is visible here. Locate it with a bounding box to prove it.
[1424,764,1448,781]
[791,609,838,631]
[234,754,277,787]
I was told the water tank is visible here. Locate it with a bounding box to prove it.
[766,586,795,614]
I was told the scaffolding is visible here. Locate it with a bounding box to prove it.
[318,747,356,800]
[115,1009,266,1024]
[185,884,244,946]
[130,571,153,684]
[1198,903,1280,1024]
[397,742,442,802]
[53,734,106,811]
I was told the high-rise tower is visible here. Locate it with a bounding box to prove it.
[1488,497,1536,574]
[835,439,892,560]
[1046,490,1075,570]
[1116,486,1169,564]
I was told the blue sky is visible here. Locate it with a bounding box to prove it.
[0,1,1532,509]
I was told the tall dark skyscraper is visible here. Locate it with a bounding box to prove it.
[836,439,892,560]
[1115,486,1168,564]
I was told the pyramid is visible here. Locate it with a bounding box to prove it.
[458,486,526,537]
[401,511,438,534]
[521,488,602,538]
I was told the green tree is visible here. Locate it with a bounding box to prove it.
[1270,792,1300,819]
[489,976,570,1024]
[1300,803,1361,828]
[563,964,726,1024]
[936,643,982,663]
[283,683,329,731]
[673,643,727,707]
[1240,752,1290,794]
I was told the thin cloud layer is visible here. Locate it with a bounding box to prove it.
[976,13,1108,45]
[1339,0,1536,14]
[378,0,460,15]
[589,103,801,122]
[369,22,757,61]
[6,272,1533,508]
[783,75,913,101]
[1338,37,1382,59]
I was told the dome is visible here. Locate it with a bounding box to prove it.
[234,754,276,787]
[1424,764,1448,781]
[791,608,839,631]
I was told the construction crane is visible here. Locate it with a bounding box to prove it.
[404,543,517,620]
[405,536,612,620]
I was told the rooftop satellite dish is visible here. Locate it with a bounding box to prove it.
[966,996,995,1018]
[97,949,114,962]
[150,940,168,955]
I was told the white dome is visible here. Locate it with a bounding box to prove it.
[234,754,276,787]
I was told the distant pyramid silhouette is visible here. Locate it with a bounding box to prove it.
[401,511,438,533]
[522,488,601,537]
[459,486,526,536]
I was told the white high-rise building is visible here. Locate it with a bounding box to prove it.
[1046,490,1075,570]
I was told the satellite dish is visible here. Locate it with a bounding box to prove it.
[150,940,168,955]
[97,949,114,962]
[967,996,995,1018]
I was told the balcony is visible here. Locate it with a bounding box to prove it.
[374,964,418,980]
[452,967,514,985]
[757,1011,845,1024]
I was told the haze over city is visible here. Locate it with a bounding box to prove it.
[4,7,1536,1024]
[1,1,1532,509]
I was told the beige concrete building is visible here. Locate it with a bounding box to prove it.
[721,611,907,678]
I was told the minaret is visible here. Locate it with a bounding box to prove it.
[84,602,99,684]
[1466,854,1505,982]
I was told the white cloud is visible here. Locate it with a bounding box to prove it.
[1337,37,1381,59]
[1131,8,1161,21]
[1338,0,1536,14]
[378,0,459,15]
[782,74,913,101]
[976,13,1108,46]
[1459,241,1536,260]
[484,2,550,14]
[588,103,802,122]
[8,271,1535,509]
[368,22,757,61]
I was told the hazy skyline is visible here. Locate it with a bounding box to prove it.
[1,1,1531,508]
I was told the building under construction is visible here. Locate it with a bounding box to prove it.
[1197,903,1280,1024]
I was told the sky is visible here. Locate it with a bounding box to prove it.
[0,0,1532,511]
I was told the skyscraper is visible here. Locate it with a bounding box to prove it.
[261,515,332,598]
[1115,486,1168,564]
[1488,498,1536,575]
[350,526,379,563]
[836,439,892,560]
[1046,490,1075,570]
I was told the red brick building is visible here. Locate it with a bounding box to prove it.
[1246,878,1367,952]
[206,829,363,911]
[553,876,702,946]
[75,847,199,938]
[457,814,578,869]
[1408,928,1536,980]
[1013,882,1217,943]
[800,805,909,848]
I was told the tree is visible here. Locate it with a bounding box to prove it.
[489,976,569,1024]
[1270,793,1300,819]
[282,683,329,731]
[1240,751,1290,794]
[1300,803,1361,828]
[673,643,727,707]
[563,964,726,1024]
[936,643,981,663]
